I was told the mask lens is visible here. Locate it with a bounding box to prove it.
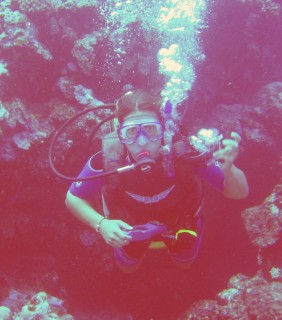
[118,124,140,144]
[141,123,163,140]
[118,122,163,144]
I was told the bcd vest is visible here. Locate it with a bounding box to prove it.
[101,131,203,231]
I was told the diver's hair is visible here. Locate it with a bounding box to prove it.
[115,89,164,124]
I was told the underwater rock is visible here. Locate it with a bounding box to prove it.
[18,0,54,13]
[0,99,51,157]
[0,4,52,60]
[17,0,99,12]
[241,178,282,281]
[0,61,9,76]
[0,101,9,121]
[72,34,99,75]
[57,77,77,101]
[0,306,12,320]
[179,271,282,320]
[12,291,74,320]
[240,82,282,152]
[241,180,282,248]
[0,290,31,316]
[73,84,103,106]
[0,96,91,162]
[250,82,282,136]
[245,281,282,318]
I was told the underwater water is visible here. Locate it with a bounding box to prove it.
[0,0,282,319]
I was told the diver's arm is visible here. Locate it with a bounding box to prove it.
[65,190,104,230]
[212,132,249,199]
[222,164,249,199]
[65,191,132,246]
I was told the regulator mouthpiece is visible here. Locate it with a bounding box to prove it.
[135,151,156,173]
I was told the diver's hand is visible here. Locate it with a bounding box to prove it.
[99,219,133,248]
[212,132,241,173]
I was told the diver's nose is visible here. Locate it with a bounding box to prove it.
[136,133,148,146]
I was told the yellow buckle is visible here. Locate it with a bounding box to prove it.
[175,229,197,240]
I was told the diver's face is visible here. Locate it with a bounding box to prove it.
[119,111,163,161]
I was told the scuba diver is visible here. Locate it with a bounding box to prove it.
[65,89,249,272]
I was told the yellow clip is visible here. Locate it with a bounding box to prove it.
[149,241,166,250]
[175,229,197,240]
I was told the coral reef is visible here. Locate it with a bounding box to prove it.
[0,3,52,60]
[17,0,54,13]
[0,306,12,320]
[0,99,51,160]
[0,0,282,319]
[241,181,282,248]
[72,33,100,75]
[242,178,282,283]
[251,82,282,131]
[180,272,282,319]
[17,0,98,12]
[1,291,74,320]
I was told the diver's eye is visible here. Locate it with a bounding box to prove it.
[143,124,158,136]
[125,126,138,138]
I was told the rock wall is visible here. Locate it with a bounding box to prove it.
[0,0,282,319]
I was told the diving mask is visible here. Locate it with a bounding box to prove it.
[117,122,164,144]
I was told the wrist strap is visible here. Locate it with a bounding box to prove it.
[96,217,108,233]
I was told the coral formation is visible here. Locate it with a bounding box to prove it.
[17,0,54,13]
[17,0,98,12]
[241,182,282,247]
[1,291,74,320]
[0,4,52,60]
[0,306,12,320]
[1,99,49,152]
[71,34,100,75]
[0,61,9,76]
[180,272,282,319]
